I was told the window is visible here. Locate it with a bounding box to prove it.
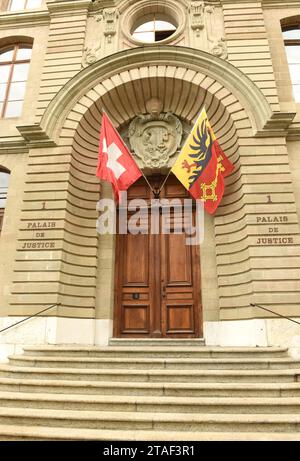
[0,44,31,118]
[8,0,41,10]
[282,26,300,102]
[122,1,185,47]
[0,168,10,234]
[132,17,176,43]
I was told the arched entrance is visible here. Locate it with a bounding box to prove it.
[14,45,299,346]
[114,174,202,338]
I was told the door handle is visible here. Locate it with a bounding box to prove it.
[162,284,166,298]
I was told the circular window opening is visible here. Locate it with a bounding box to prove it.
[132,17,177,43]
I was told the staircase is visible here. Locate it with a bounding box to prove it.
[0,340,300,440]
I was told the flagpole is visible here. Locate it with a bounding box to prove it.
[140,170,157,196]
[157,167,173,196]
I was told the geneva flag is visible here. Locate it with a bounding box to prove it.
[96,113,142,202]
[171,107,234,214]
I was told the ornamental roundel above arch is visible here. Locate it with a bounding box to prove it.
[38,45,274,146]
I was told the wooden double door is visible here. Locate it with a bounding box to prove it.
[114,175,202,338]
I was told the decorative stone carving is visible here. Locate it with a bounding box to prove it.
[89,4,118,44]
[83,4,103,67]
[205,4,227,59]
[189,1,227,59]
[103,8,118,43]
[190,1,205,35]
[82,43,102,67]
[129,108,183,169]
[90,0,102,11]
[94,10,103,23]
[210,37,227,59]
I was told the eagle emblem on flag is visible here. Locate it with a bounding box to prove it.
[171,107,234,214]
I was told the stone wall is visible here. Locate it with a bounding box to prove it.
[0,0,299,347]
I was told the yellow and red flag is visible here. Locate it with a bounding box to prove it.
[171,107,234,214]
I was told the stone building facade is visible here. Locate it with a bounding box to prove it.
[0,0,300,359]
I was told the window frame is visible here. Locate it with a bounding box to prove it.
[282,25,300,103]
[0,43,31,119]
[7,0,41,10]
[283,24,300,46]
[121,0,186,48]
[132,16,177,43]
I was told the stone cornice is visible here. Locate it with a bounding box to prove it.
[16,125,57,149]
[0,137,28,154]
[90,0,116,12]
[0,10,50,29]
[220,0,261,3]
[0,125,57,151]
[287,122,300,140]
[256,112,296,137]
[221,0,300,5]
[262,0,300,8]
[47,0,91,14]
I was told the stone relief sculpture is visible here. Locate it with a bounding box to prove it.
[82,43,102,67]
[190,1,205,35]
[129,99,183,169]
[83,5,119,67]
[210,37,227,60]
[189,1,227,59]
[103,8,118,43]
[82,5,103,67]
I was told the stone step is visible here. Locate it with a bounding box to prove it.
[0,365,299,383]
[0,425,299,441]
[22,345,289,359]
[8,355,300,370]
[109,339,206,347]
[0,377,300,397]
[0,391,300,414]
[0,407,299,432]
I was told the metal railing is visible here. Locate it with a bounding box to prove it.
[0,303,61,334]
[250,302,300,326]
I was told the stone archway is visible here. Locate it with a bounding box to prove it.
[48,48,252,339]
[66,71,244,337]
[12,45,300,345]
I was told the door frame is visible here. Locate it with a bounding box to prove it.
[113,175,203,338]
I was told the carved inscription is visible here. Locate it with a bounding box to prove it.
[21,221,57,250]
[27,221,56,229]
[22,242,55,249]
[256,215,294,245]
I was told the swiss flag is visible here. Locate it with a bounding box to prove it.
[96,113,142,202]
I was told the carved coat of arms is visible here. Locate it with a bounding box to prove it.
[129,113,183,169]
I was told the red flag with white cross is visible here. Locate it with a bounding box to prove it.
[96,113,142,202]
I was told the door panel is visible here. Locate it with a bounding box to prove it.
[115,230,155,337]
[161,213,200,337]
[114,175,202,338]
[122,305,150,334]
[123,233,149,286]
[164,233,192,285]
[166,303,195,334]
